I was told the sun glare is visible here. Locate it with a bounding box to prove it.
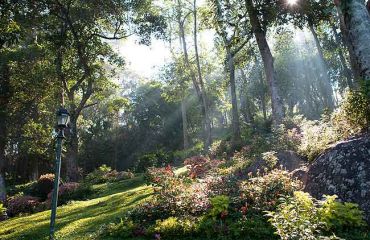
[287,0,298,5]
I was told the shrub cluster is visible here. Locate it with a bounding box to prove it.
[85,165,134,184]
[6,195,42,217]
[266,191,367,240]
[239,169,302,211]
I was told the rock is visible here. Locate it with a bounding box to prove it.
[245,150,306,174]
[305,134,370,223]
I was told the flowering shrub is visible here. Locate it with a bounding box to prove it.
[184,156,223,179]
[36,173,55,200]
[239,169,302,211]
[6,195,42,217]
[184,156,210,179]
[143,166,211,218]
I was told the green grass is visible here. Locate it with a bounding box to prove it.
[0,176,153,240]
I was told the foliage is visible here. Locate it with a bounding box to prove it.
[150,217,197,239]
[6,195,42,217]
[183,156,215,179]
[208,195,229,220]
[135,150,173,173]
[0,203,6,221]
[298,91,370,161]
[240,169,302,211]
[84,165,135,185]
[35,173,55,200]
[261,151,279,169]
[319,195,366,231]
[266,191,367,240]
[331,91,370,136]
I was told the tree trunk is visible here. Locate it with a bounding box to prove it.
[181,99,189,149]
[331,24,354,89]
[226,49,241,144]
[246,0,284,125]
[177,0,209,150]
[0,62,10,203]
[239,69,253,123]
[65,114,79,182]
[338,0,370,85]
[193,0,212,150]
[308,23,335,110]
[335,5,362,84]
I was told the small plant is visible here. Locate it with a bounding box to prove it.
[135,150,173,173]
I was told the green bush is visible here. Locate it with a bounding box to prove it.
[298,91,370,161]
[319,195,366,232]
[135,150,173,173]
[208,195,229,220]
[85,165,112,184]
[266,191,367,240]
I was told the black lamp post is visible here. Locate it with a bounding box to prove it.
[49,107,69,240]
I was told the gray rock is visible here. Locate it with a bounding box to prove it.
[305,134,370,223]
[245,150,306,174]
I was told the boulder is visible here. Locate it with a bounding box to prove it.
[245,150,306,174]
[305,134,370,223]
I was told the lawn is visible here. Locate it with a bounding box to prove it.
[0,176,152,240]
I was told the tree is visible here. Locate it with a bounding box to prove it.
[245,0,285,125]
[39,0,165,181]
[175,0,212,151]
[335,0,370,93]
[210,0,250,145]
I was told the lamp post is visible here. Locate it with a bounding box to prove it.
[49,107,69,240]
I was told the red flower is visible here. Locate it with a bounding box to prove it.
[240,205,248,215]
[220,210,228,219]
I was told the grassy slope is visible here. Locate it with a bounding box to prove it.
[0,176,152,240]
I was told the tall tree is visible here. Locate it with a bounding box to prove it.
[176,0,211,151]
[193,0,212,150]
[211,0,249,145]
[245,0,285,125]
